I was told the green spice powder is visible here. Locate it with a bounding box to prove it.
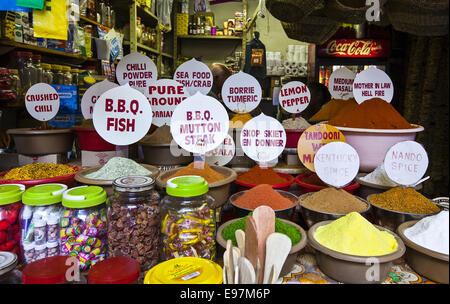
[85,157,152,180]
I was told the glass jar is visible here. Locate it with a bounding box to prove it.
[20,184,67,265]
[160,176,216,261]
[107,176,160,278]
[31,54,43,84]
[88,256,140,284]
[60,186,108,271]
[0,184,24,257]
[71,68,80,86]
[9,51,34,93]
[41,63,54,84]
[62,66,73,85]
[51,64,65,85]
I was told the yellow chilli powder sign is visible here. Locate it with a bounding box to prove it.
[297,123,346,172]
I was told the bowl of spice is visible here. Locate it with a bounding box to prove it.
[139,125,193,166]
[234,165,295,191]
[308,212,406,284]
[75,157,160,196]
[367,187,442,231]
[298,187,372,228]
[229,184,298,220]
[295,172,360,194]
[72,119,116,151]
[282,116,311,148]
[217,215,307,277]
[0,163,81,188]
[396,211,449,284]
[156,161,237,209]
[328,98,424,172]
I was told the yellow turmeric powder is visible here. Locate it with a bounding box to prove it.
[2,163,77,180]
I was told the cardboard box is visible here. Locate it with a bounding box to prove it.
[18,154,68,166]
[81,147,128,167]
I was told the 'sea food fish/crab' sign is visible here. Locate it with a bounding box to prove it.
[278,81,311,114]
[221,71,262,114]
[353,67,393,104]
[116,52,157,93]
[173,58,213,96]
[81,79,119,119]
[25,83,60,121]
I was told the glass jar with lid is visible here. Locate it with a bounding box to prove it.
[0,184,24,258]
[62,66,73,85]
[20,183,67,265]
[60,186,108,271]
[9,51,34,92]
[41,63,54,84]
[51,64,65,85]
[107,176,160,279]
[31,54,43,84]
[71,68,80,86]
[160,176,216,261]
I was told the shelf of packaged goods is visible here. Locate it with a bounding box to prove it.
[0,39,97,62]
[79,16,111,31]
[123,40,159,55]
[134,1,158,23]
[177,35,243,40]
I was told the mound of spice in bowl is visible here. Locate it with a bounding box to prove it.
[300,187,368,214]
[282,117,311,130]
[1,163,77,180]
[236,165,289,185]
[164,162,226,184]
[85,157,152,180]
[233,184,296,211]
[310,98,357,121]
[140,125,172,145]
[368,187,440,214]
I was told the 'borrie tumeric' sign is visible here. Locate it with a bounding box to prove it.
[318,39,390,58]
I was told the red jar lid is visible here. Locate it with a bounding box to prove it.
[88,257,140,284]
[22,256,72,284]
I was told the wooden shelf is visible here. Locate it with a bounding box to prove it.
[161,52,174,59]
[134,1,158,23]
[79,16,111,31]
[137,43,159,54]
[177,35,243,40]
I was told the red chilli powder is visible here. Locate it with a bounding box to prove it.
[233,184,296,210]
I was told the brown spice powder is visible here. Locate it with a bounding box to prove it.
[300,187,368,214]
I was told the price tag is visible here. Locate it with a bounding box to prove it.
[25,83,60,121]
[297,123,346,172]
[278,81,311,114]
[328,67,356,100]
[384,140,429,186]
[116,52,157,93]
[240,113,286,163]
[146,79,189,127]
[170,92,229,154]
[353,67,393,104]
[314,142,360,188]
[92,84,152,146]
[81,79,119,120]
[221,71,262,113]
[205,134,235,166]
[173,58,213,96]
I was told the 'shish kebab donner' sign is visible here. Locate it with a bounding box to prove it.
[116,52,157,93]
[25,83,60,121]
[221,71,261,113]
[173,58,213,96]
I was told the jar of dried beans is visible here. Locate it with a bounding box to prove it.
[160,176,217,261]
[107,176,161,280]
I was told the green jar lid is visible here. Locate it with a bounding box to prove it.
[22,183,68,206]
[166,176,209,197]
[0,184,25,205]
[62,186,107,209]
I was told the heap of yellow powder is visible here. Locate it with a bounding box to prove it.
[314,212,398,256]
[229,113,253,129]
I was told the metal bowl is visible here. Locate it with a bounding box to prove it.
[298,192,372,228]
[7,128,74,155]
[355,173,422,200]
[367,194,442,231]
[229,190,298,220]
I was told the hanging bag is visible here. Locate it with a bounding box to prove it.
[265,0,325,23]
[32,0,68,40]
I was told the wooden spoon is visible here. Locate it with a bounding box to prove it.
[252,206,275,284]
[235,229,246,257]
[237,257,256,284]
[244,215,259,272]
[263,232,292,284]
[226,240,235,284]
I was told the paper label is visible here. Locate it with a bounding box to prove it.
[384,140,429,186]
[297,123,346,172]
[205,134,235,166]
[278,81,311,114]
[328,67,356,100]
[240,114,286,163]
[170,92,229,154]
[116,51,157,93]
[173,58,213,96]
[81,79,119,120]
[146,79,189,127]
[314,142,360,188]
[25,83,60,121]
[92,84,152,145]
[353,67,393,104]
[221,71,262,113]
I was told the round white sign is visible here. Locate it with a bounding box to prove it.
[384,140,429,186]
[205,134,235,166]
[353,67,394,104]
[92,84,152,145]
[314,141,360,188]
[25,83,60,121]
[116,52,157,93]
[170,92,229,154]
[81,79,119,119]
[240,113,286,163]
[221,71,262,113]
[328,67,356,100]
[279,81,311,114]
[146,79,189,127]
[173,58,213,96]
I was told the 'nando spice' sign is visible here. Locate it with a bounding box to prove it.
[318,39,390,58]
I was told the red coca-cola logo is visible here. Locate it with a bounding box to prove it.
[318,39,390,58]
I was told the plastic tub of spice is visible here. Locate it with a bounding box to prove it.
[298,188,372,228]
[295,173,360,194]
[88,256,140,284]
[308,212,406,284]
[367,187,442,231]
[72,126,116,151]
[234,165,295,191]
[7,128,74,155]
[0,184,24,257]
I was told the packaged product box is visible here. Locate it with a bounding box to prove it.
[49,85,78,128]
[36,37,47,48]
[234,12,243,32]
[18,153,68,166]
[14,24,23,43]
[47,39,66,52]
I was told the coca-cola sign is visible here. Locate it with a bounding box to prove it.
[318,39,390,58]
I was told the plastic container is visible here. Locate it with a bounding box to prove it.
[107,176,160,277]
[144,257,222,284]
[234,172,295,191]
[72,126,116,151]
[20,183,67,264]
[31,54,43,84]
[160,176,216,261]
[62,66,73,85]
[0,184,24,257]
[88,256,140,284]
[285,129,305,148]
[51,64,65,85]
[295,173,360,194]
[60,186,108,271]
